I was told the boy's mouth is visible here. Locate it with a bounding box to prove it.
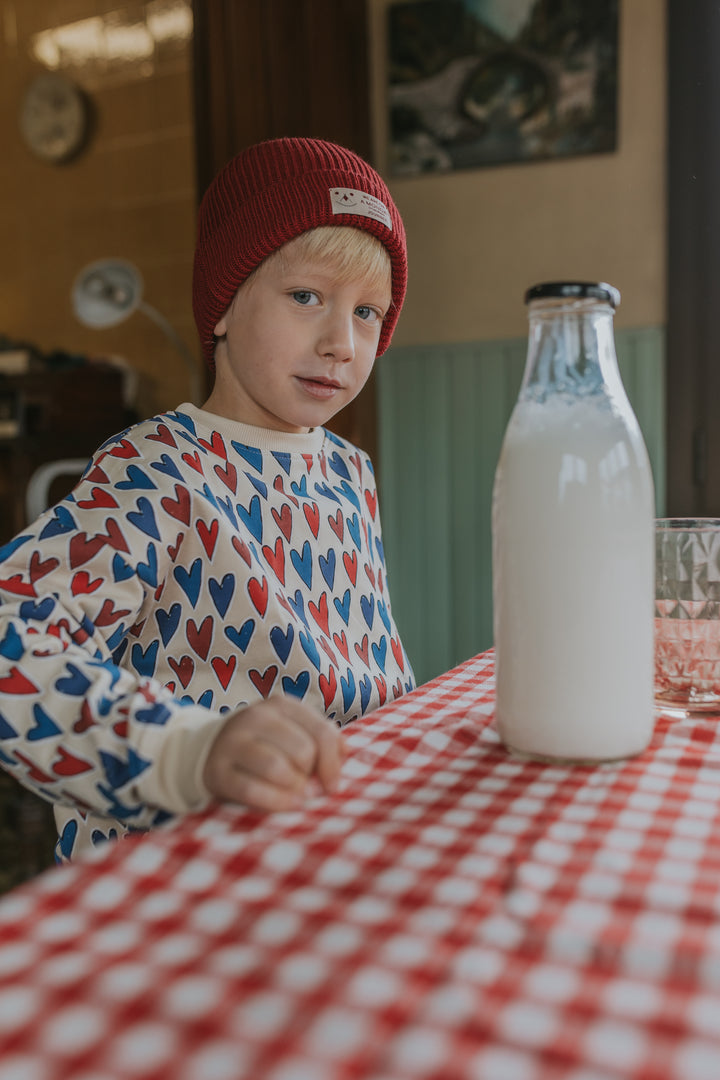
[297,375,343,399]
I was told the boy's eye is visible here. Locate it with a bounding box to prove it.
[291,290,318,306]
[355,305,382,323]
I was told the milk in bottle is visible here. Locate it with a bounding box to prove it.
[492,282,655,762]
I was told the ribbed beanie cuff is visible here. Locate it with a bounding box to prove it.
[192,137,407,368]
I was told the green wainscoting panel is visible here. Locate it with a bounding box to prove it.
[377,326,666,688]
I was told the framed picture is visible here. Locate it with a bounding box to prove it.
[387,0,619,176]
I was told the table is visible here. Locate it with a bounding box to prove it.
[2,650,720,1080]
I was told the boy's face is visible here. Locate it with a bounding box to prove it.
[207,237,392,433]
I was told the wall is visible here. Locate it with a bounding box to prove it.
[0,0,199,420]
[367,0,668,685]
[368,0,667,339]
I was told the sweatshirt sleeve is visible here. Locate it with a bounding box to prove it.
[0,441,225,829]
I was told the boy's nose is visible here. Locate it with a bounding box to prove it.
[317,311,355,362]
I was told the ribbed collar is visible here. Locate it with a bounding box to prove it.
[176,404,327,455]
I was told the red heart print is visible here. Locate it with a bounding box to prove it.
[199,431,227,458]
[319,636,338,666]
[212,655,237,691]
[374,675,387,707]
[76,487,119,510]
[333,630,349,662]
[262,537,285,585]
[69,532,105,569]
[73,700,97,732]
[391,635,405,672]
[343,550,358,585]
[309,592,329,636]
[51,746,93,776]
[187,615,213,661]
[102,518,130,552]
[146,423,177,446]
[29,551,59,583]
[95,599,131,627]
[364,489,377,519]
[249,665,278,698]
[181,450,204,474]
[328,511,344,541]
[272,504,293,542]
[319,666,337,709]
[304,503,320,537]
[197,518,219,557]
[232,536,252,566]
[274,474,298,507]
[0,576,35,596]
[160,485,191,525]
[214,460,237,493]
[248,576,268,617]
[168,655,194,688]
[167,532,184,560]
[354,634,370,668]
[84,464,109,483]
[0,667,38,694]
[71,571,103,595]
[109,439,139,458]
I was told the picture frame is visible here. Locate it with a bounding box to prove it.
[387,0,619,176]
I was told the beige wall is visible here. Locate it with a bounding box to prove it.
[369,0,667,342]
[0,0,199,418]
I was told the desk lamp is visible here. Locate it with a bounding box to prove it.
[71,258,202,404]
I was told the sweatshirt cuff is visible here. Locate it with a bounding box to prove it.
[133,706,227,815]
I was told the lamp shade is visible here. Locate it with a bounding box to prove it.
[72,259,143,329]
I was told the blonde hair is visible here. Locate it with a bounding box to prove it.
[250,226,392,297]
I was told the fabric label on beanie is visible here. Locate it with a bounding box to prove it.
[330,188,392,230]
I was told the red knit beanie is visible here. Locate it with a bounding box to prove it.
[192,137,407,368]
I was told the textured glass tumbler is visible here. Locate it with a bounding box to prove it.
[655,518,720,715]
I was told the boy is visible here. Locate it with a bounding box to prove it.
[0,137,414,861]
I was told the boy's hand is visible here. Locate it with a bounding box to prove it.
[202,698,346,812]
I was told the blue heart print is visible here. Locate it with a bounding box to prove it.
[334,589,351,626]
[371,637,388,673]
[136,543,158,588]
[217,496,238,529]
[116,464,157,491]
[328,452,351,480]
[55,663,91,697]
[151,453,183,480]
[314,482,341,505]
[19,597,55,622]
[288,589,309,628]
[174,557,202,607]
[290,475,309,499]
[246,474,268,499]
[291,541,313,588]
[0,712,18,739]
[282,671,310,699]
[319,549,336,589]
[156,603,181,645]
[112,553,134,582]
[0,623,23,661]
[27,704,61,741]
[131,640,159,678]
[224,618,255,653]
[347,513,362,551]
[127,496,160,540]
[238,494,263,541]
[378,598,392,633]
[232,442,263,473]
[341,668,356,712]
[59,819,78,859]
[361,594,375,629]
[360,674,372,713]
[272,451,291,475]
[39,504,76,539]
[335,480,360,511]
[0,533,32,558]
[209,574,235,617]
[299,629,321,670]
[270,623,294,664]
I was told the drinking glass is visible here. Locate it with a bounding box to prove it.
[655,518,720,716]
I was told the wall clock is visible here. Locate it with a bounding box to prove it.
[19,72,90,164]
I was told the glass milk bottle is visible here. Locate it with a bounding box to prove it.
[492,282,655,762]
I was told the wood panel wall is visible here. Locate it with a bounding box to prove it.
[191,1,378,454]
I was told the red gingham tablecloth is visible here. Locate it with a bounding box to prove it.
[2,650,720,1080]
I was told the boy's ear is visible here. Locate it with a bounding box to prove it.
[213,313,228,337]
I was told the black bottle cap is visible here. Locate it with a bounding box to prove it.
[524,281,621,309]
